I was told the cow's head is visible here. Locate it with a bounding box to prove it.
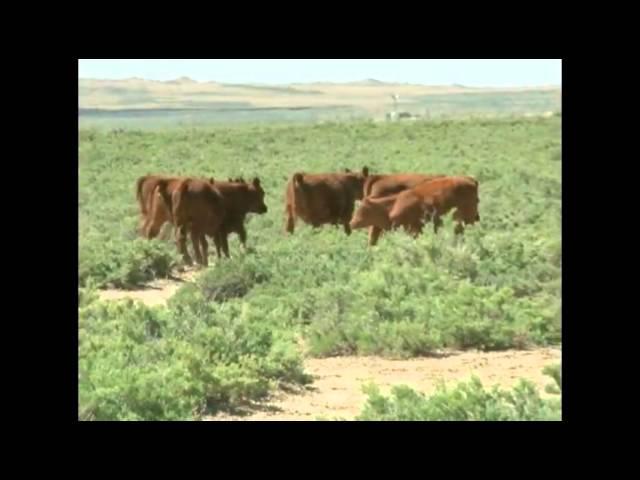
[454,201,480,226]
[349,196,390,230]
[244,177,268,214]
[344,166,370,200]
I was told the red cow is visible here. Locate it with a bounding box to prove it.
[156,176,268,264]
[135,174,214,239]
[285,167,369,235]
[157,178,224,266]
[389,176,480,235]
[349,194,424,246]
[361,173,444,244]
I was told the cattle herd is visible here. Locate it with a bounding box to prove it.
[136,167,480,266]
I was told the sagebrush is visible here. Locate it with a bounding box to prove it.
[79,117,560,356]
[356,364,562,421]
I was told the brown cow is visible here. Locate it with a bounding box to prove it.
[389,175,480,235]
[157,178,225,267]
[360,173,445,245]
[212,177,268,258]
[157,176,268,263]
[285,167,369,235]
[349,194,424,246]
[136,174,214,239]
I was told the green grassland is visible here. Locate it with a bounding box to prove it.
[79,114,561,420]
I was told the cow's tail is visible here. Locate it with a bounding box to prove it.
[136,176,148,215]
[155,179,176,223]
[171,179,191,223]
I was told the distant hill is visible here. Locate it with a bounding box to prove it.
[78,77,561,127]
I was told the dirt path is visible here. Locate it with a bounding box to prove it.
[98,267,200,306]
[206,347,561,421]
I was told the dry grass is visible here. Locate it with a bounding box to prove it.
[79,77,561,113]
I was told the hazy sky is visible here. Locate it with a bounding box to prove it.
[78,59,561,87]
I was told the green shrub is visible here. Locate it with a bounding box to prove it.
[79,239,178,289]
[356,366,562,421]
[79,298,310,420]
[543,363,562,394]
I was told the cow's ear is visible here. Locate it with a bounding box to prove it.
[362,166,369,177]
[209,177,215,184]
[228,177,233,182]
[252,177,261,187]
[344,168,352,173]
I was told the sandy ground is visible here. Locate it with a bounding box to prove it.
[205,347,561,421]
[98,267,200,306]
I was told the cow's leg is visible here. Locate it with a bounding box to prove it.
[142,214,155,238]
[213,232,223,259]
[410,222,423,238]
[159,223,173,241]
[138,216,148,236]
[199,234,209,267]
[341,198,355,236]
[175,225,193,266]
[368,226,382,246]
[433,215,444,234]
[190,229,204,266]
[285,204,295,234]
[223,233,231,258]
[216,231,230,258]
[342,212,353,235]
[146,221,165,239]
[236,224,248,252]
[452,209,469,235]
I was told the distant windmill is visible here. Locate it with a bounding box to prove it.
[391,93,399,113]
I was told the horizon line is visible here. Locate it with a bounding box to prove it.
[78,76,562,89]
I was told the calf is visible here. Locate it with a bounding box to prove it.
[155,178,224,266]
[212,177,268,258]
[389,176,480,235]
[135,174,214,239]
[157,177,267,261]
[285,167,369,235]
[349,194,424,246]
[361,173,444,244]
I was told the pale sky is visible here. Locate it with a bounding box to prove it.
[78,59,561,87]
